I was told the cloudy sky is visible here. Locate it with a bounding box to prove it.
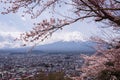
[0,2,105,48]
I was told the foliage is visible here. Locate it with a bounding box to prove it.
[22,71,72,80]
[79,38,120,80]
[1,0,120,80]
[96,69,120,80]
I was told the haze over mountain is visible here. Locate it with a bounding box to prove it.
[34,41,96,53]
[0,40,97,55]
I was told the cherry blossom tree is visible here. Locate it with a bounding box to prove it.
[0,0,120,44]
[79,36,120,80]
[0,0,120,80]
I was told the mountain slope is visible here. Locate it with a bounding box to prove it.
[34,41,96,54]
[0,41,97,55]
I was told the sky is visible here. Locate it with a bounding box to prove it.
[0,1,111,48]
[0,13,101,48]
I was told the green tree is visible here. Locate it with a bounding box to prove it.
[22,71,72,80]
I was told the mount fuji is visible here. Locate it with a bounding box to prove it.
[33,41,97,54]
[0,40,97,55]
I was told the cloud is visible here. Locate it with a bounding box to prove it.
[0,21,20,32]
[52,31,85,41]
[0,32,22,48]
[39,31,87,45]
[0,31,86,48]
